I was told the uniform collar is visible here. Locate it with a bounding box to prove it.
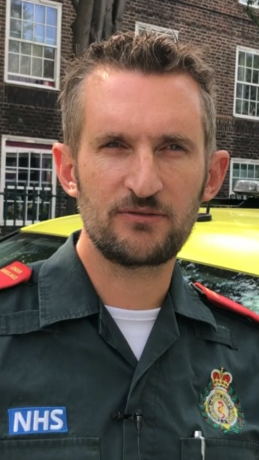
[39,231,216,331]
[39,232,100,328]
[169,262,217,330]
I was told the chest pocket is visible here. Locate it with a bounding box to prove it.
[0,437,100,460]
[181,438,259,460]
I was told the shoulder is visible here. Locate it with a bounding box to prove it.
[0,261,32,290]
[0,260,43,313]
[193,282,259,325]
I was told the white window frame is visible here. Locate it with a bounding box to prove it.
[5,0,62,90]
[233,45,259,120]
[229,157,259,196]
[135,22,179,40]
[239,0,259,8]
[0,135,57,226]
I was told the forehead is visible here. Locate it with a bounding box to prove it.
[82,67,204,142]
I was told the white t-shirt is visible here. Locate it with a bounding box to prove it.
[105,305,161,360]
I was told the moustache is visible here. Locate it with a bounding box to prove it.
[109,193,173,216]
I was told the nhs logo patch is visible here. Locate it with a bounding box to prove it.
[8,407,68,435]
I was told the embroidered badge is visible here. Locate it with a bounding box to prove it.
[199,367,244,434]
[8,407,68,435]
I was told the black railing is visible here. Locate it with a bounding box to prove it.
[0,185,77,236]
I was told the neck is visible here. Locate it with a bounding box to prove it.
[76,229,175,310]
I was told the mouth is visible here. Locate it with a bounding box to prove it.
[116,207,167,223]
[118,206,166,215]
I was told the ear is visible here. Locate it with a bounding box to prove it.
[202,150,229,202]
[52,143,78,198]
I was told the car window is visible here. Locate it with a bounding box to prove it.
[178,260,259,314]
[0,233,66,268]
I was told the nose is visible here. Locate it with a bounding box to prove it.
[124,148,163,198]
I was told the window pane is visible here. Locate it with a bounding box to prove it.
[46,7,57,26]
[5,172,17,184]
[30,153,41,168]
[30,170,40,183]
[244,84,250,99]
[34,24,45,43]
[42,155,52,169]
[11,0,22,19]
[41,170,52,184]
[21,42,31,55]
[18,170,28,185]
[233,162,240,176]
[250,101,256,115]
[43,60,54,79]
[242,101,249,115]
[236,99,242,114]
[35,4,45,24]
[254,55,259,69]
[251,85,257,101]
[18,153,29,168]
[45,26,57,46]
[32,44,43,57]
[23,1,33,21]
[32,57,42,77]
[240,164,247,178]
[6,153,17,167]
[10,19,22,39]
[8,53,19,73]
[252,69,259,84]
[238,51,246,66]
[246,53,253,67]
[255,165,259,178]
[44,47,55,59]
[238,67,245,82]
[248,164,254,178]
[22,21,33,40]
[236,83,243,98]
[9,40,20,53]
[245,68,252,83]
[20,55,31,75]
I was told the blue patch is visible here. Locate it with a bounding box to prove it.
[8,407,68,435]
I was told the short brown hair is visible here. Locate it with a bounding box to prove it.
[59,31,216,156]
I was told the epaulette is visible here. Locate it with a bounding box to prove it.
[193,282,259,324]
[0,261,32,290]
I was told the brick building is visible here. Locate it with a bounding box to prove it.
[0,0,259,228]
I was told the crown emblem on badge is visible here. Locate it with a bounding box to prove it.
[211,368,232,390]
[199,367,244,434]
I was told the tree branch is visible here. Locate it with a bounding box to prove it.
[245,0,259,28]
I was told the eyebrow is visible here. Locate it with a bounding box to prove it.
[93,132,196,149]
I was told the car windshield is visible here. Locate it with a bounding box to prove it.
[178,260,259,314]
[0,233,66,268]
[1,232,259,314]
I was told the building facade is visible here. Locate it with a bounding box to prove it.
[0,0,259,229]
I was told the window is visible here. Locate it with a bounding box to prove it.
[239,0,259,7]
[229,158,259,195]
[0,136,57,225]
[135,22,178,40]
[234,46,259,119]
[5,0,62,89]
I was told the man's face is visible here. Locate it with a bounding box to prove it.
[74,68,209,268]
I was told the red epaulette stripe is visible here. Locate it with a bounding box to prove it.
[194,282,259,324]
[0,261,32,290]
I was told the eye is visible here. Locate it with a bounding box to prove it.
[105,141,121,148]
[167,144,185,151]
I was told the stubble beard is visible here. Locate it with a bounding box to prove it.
[75,172,207,269]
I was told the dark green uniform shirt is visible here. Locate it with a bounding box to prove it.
[0,232,259,460]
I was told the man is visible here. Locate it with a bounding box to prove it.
[0,31,259,459]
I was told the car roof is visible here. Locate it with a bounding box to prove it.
[20,208,259,277]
